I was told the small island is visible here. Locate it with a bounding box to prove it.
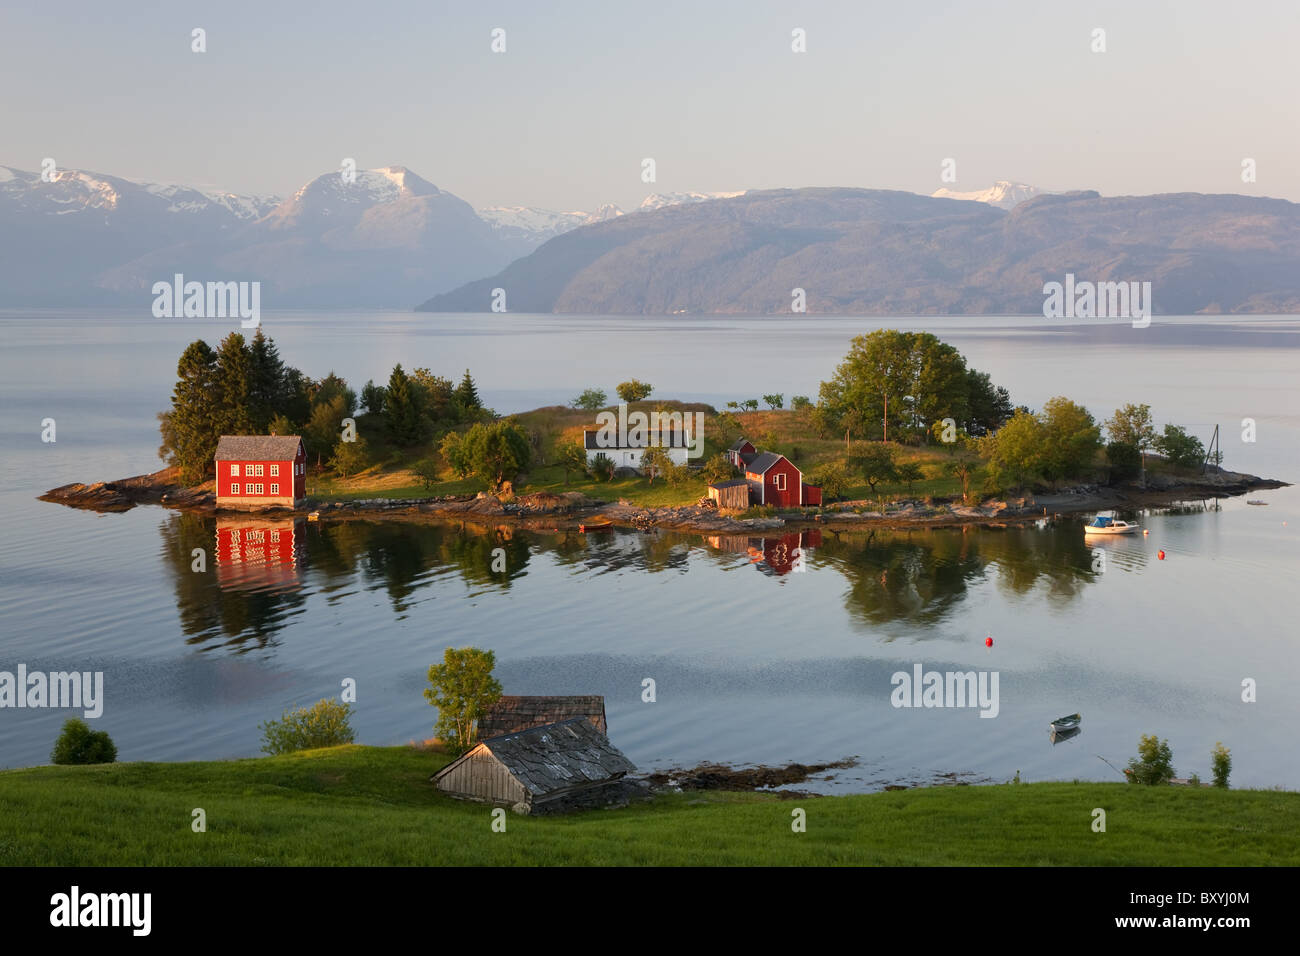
[42,329,1287,532]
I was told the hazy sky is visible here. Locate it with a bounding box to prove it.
[3,0,1297,210]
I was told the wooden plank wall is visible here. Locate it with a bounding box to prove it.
[439,751,527,804]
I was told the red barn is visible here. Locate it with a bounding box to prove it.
[727,438,757,468]
[214,435,306,509]
[744,452,807,508]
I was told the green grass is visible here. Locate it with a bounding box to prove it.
[302,405,984,509]
[2,747,1296,866]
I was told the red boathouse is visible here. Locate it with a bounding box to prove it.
[214,435,306,509]
[745,452,809,508]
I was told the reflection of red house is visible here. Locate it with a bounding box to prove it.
[215,518,302,589]
[215,435,307,509]
[706,529,822,576]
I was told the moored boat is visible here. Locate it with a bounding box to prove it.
[1049,712,1081,733]
[1084,516,1138,535]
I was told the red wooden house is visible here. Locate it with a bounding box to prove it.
[745,452,809,507]
[727,438,757,468]
[214,517,302,589]
[214,435,306,509]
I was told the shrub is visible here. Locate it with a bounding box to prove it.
[51,718,117,765]
[1211,742,1231,788]
[413,459,440,490]
[260,698,355,755]
[1154,424,1206,470]
[1125,734,1175,785]
[1106,441,1141,482]
[615,380,653,402]
[699,453,737,484]
[424,647,503,757]
[588,452,614,481]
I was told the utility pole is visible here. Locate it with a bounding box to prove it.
[883,392,888,443]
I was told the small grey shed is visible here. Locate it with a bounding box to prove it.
[433,718,636,814]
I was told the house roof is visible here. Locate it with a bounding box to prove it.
[708,479,749,489]
[214,435,303,461]
[478,695,606,739]
[727,438,755,452]
[738,451,758,466]
[583,427,689,450]
[745,451,794,476]
[437,718,635,796]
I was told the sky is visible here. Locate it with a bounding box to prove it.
[2,0,1298,211]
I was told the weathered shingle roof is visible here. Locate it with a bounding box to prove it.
[214,435,303,461]
[708,479,749,489]
[440,718,636,797]
[745,451,790,475]
[727,438,754,452]
[479,695,606,739]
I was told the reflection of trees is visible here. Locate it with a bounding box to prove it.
[825,529,986,627]
[549,530,691,575]
[159,513,307,652]
[307,520,532,610]
[821,522,1103,626]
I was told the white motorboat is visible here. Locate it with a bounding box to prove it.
[1084,516,1139,535]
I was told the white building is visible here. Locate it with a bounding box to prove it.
[583,425,692,473]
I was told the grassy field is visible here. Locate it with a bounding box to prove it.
[308,403,978,507]
[2,746,1296,866]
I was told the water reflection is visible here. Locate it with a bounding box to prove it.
[160,516,1108,650]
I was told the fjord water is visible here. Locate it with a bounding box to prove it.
[0,310,1296,791]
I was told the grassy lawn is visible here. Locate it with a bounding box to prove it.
[1,746,1296,866]
[305,405,983,508]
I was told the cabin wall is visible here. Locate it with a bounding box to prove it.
[707,484,749,511]
[437,751,528,804]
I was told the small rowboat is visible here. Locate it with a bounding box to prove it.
[1049,713,1081,733]
[1084,516,1139,535]
[1246,500,1268,506]
[578,517,613,532]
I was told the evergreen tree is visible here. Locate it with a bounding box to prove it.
[247,330,286,432]
[385,364,420,445]
[163,340,220,481]
[455,369,481,411]
[213,332,253,436]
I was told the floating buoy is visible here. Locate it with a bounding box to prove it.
[1158,549,1165,560]
[985,636,993,648]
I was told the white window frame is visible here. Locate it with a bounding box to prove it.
[270,464,279,477]
[270,483,279,496]
[774,473,786,491]
[231,483,241,495]
[231,464,240,476]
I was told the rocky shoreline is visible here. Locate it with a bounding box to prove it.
[40,465,1288,534]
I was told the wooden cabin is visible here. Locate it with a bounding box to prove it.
[433,718,636,814]
[707,478,750,511]
[744,452,806,508]
[726,438,757,468]
[477,695,607,740]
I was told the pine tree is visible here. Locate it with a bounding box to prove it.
[385,364,420,445]
[455,369,481,411]
[247,330,286,432]
[213,332,253,436]
[163,340,220,482]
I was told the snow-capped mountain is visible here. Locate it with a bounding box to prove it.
[638,190,747,212]
[0,164,280,224]
[476,202,624,244]
[930,181,1041,209]
[0,162,520,307]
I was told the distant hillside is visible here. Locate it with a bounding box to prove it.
[418,187,1300,315]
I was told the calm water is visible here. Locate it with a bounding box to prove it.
[0,310,1296,791]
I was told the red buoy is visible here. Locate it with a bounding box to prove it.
[985,636,993,648]
[1158,549,1165,560]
